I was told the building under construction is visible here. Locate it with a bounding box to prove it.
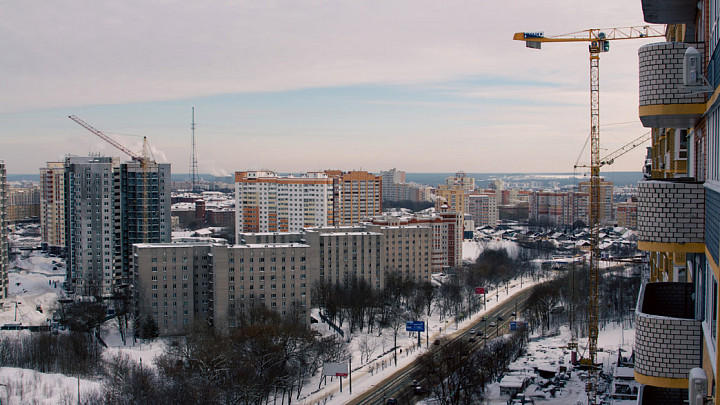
[60,156,171,297]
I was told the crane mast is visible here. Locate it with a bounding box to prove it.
[514,24,664,405]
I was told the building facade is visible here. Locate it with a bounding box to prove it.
[529,190,588,227]
[7,186,40,223]
[380,168,406,201]
[578,178,615,226]
[64,156,171,296]
[235,171,334,234]
[632,3,720,402]
[40,162,66,254]
[0,161,7,300]
[467,193,499,227]
[133,221,434,336]
[328,170,382,226]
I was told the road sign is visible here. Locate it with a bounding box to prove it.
[474,287,485,295]
[510,321,527,331]
[406,321,425,332]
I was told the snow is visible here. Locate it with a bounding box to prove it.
[0,368,102,405]
[463,239,520,263]
[0,253,65,326]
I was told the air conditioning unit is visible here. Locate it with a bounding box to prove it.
[688,368,708,405]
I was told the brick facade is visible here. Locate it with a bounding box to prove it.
[635,282,701,381]
[637,180,704,244]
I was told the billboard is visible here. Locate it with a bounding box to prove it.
[322,362,348,377]
[406,321,425,332]
[474,287,485,295]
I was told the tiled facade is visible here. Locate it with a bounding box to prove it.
[0,161,7,300]
[637,180,705,246]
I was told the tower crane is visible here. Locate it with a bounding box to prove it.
[574,130,652,169]
[68,115,155,243]
[513,25,665,404]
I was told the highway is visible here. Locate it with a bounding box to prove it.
[348,286,533,405]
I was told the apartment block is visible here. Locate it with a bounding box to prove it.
[435,184,467,215]
[40,162,66,254]
[380,168,405,201]
[445,172,475,192]
[578,178,614,226]
[529,191,588,227]
[133,220,436,336]
[64,156,171,297]
[235,171,334,234]
[7,186,40,223]
[467,193,498,227]
[0,161,7,300]
[327,170,382,226]
[631,2,720,402]
[616,199,638,229]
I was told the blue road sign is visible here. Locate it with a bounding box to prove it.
[406,321,425,332]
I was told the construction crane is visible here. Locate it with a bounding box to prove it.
[513,25,665,405]
[68,115,155,243]
[575,130,652,169]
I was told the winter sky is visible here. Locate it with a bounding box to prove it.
[1,1,661,175]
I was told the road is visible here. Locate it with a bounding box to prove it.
[348,287,533,405]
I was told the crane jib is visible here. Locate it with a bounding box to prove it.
[523,32,544,39]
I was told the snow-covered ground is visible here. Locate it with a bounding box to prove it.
[0,367,101,405]
[463,239,520,263]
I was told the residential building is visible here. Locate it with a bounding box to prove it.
[133,221,434,336]
[7,186,40,223]
[529,191,588,227]
[578,178,615,225]
[0,161,7,300]
[631,2,720,402]
[435,184,466,215]
[64,156,170,296]
[234,171,334,234]
[445,171,475,192]
[326,170,382,226]
[40,162,66,254]
[616,199,638,229]
[467,193,498,227]
[381,168,405,201]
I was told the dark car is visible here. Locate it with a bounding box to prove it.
[414,386,425,395]
[386,398,398,405]
[469,337,476,343]
[497,315,504,321]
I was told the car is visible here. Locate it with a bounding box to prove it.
[489,321,497,327]
[469,329,475,335]
[414,386,425,395]
[411,379,419,386]
[497,315,504,321]
[386,398,398,405]
[481,316,488,322]
[469,337,476,343]
[433,339,441,346]
[510,312,517,317]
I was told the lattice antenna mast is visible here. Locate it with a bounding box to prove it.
[190,107,199,191]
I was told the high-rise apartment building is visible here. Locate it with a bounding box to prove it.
[133,221,434,336]
[467,193,498,227]
[0,161,7,300]
[578,178,614,226]
[40,162,66,254]
[615,199,638,229]
[630,2,720,402]
[7,187,40,223]
[529,191,588,227]
[435,184,467,215]
[64,156,170,296]
[445,171,475,192]
[327,170,382,226]
[235,171,334,234]
[380,168,405,201]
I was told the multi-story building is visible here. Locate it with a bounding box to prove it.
[616,199,638,229]
[235,171,334,234]
[133,221,434,336]
[7,186,40,223]
[467,193,498,227]
[0,161,7,300]
[327,170,382,226]
[631,2,720,402]
[578,178,614,225]
[64,156,171,297]
[381,168,406,201]
[435,184,467,215]
[529,191,588,227]
[445,171,475,192]
[40,162,66,255]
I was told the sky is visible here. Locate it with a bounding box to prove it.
[0,1,662,176]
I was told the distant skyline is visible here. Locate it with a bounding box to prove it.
[1,1,658,174]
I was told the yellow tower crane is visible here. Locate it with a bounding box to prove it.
[68,115,155,243]
[513,25,664,404]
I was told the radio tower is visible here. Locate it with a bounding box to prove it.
[190,107,199,192]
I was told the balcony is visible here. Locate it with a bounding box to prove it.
[638,42,706,128]
[637,385,688,405]
[637,179,704,253]
[641,0,697,24]
[634,282,701,388]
